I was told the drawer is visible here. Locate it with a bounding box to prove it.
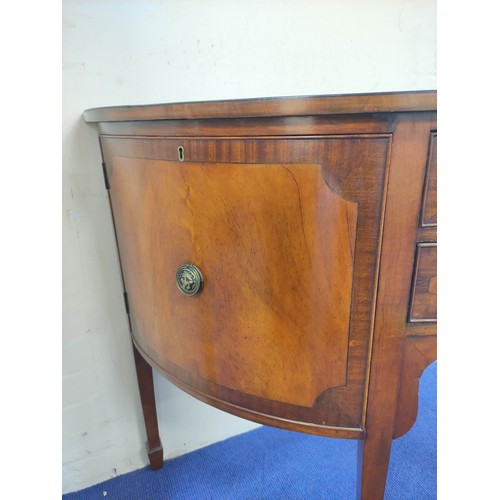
[420,132,437,227]
[408,243,437,322]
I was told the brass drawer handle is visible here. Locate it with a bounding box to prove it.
[176,263,204,296]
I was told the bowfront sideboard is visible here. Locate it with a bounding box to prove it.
[84,90,437,499]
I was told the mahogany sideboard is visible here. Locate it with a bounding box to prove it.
[84,90,437,499]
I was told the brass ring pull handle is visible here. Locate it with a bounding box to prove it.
[176,263,204,296]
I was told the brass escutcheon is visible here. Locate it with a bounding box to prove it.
[176,263,203,296]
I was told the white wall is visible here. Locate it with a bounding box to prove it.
[62,0,436,494]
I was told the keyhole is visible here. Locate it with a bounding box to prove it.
[178,146,184,161]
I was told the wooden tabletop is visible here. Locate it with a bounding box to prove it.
[83,90,436,123]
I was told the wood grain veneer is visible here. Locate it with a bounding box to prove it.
[408,243,437,323]
[421,132,437,227]
[84,91,437,500]
[84,90,436,122]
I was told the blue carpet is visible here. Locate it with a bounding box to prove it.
[64,362,436,499]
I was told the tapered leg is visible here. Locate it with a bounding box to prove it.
[356,432,393,500]
[133,344,164,470]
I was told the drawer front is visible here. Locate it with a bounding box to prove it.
[421,132,437,227]
[408,243,437,322]
[102,135,390,430]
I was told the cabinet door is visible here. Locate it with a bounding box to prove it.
[101,135,390,433]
